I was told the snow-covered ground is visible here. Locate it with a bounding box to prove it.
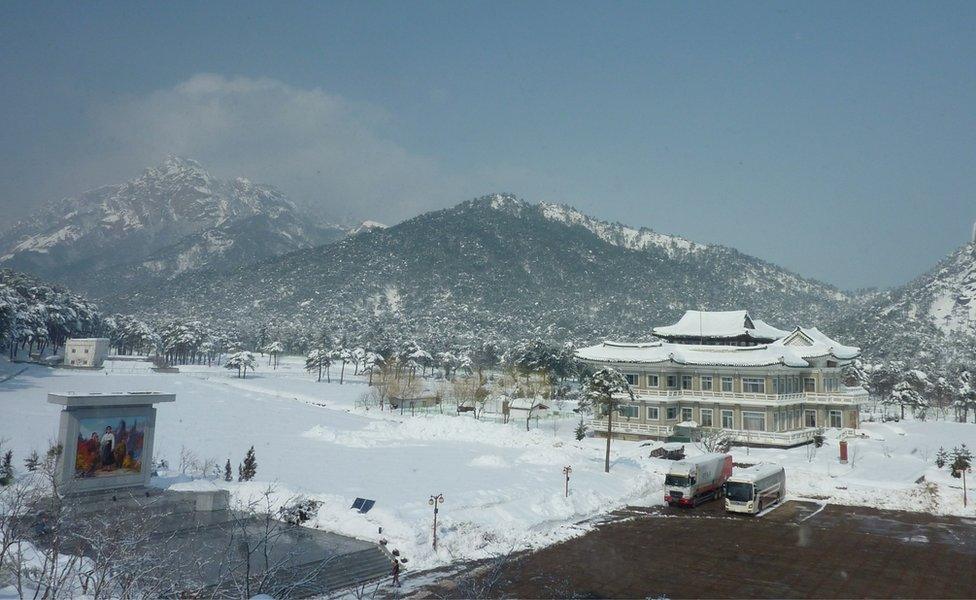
[2,355,976,573]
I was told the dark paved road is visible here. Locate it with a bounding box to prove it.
[421,500,976,599]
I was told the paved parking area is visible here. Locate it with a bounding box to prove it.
[433,500,976,598]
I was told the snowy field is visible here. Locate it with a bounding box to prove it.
[2,355,976,573]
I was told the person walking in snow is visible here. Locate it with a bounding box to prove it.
[391,557,401,587]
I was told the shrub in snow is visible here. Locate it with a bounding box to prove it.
[813,428,826,448]
[279,497,321,525]
[935,447,948,469]
[574,417,587,441]
[23,449,39,472]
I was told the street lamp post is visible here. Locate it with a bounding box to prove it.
[428,493,444,550]
[563,466,572,498]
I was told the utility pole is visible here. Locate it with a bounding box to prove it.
[428,493,444,550]
[964,468,969,508]
[563,466,572,498]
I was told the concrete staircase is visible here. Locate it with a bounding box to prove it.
[284,545,395,597]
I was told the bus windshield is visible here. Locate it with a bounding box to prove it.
[665,474,690,487]
[725,481,754,502]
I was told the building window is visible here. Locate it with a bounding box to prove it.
[700,408,713,427]
[647,374,659,388]
[721,410,734,429]
[721,376,733,392]
[666,375,677,389]
[804,378,816,393]
[681,375,693,390]
[619,405,639,419]
[701,376,713,391]
[666,406,678,420]
[646,406,660,420]
[829,410,843,428]
[71,348,76,354]
[742,378,765,394]
[742,411,766,431]
[681,407,693,422]
[624,373,638,386]
[805,409,817,427]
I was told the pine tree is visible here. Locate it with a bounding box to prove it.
[0,450,14,486]
[935,447,949,469]
[240,446,257,481]
[580,367,634,473]
[574,417,588,442]
[23,449,40,472]
[951,444,973,479]
[238,463,244,482]
[224,459,233,482]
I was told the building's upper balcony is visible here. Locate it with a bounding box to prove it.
[618,386,868,406]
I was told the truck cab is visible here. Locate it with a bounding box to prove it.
[664,453,733,507]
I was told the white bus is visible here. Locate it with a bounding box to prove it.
[724,463,785,514]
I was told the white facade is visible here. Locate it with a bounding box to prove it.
[577,311,866,447]
[64,338,110,368]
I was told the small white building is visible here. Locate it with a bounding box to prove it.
[64,338,110,368]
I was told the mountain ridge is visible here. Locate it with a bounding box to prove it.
[102,193,857,349]
[0,157,346,292]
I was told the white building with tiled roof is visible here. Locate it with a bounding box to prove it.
[577,311,865,447]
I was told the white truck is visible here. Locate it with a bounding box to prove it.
[664,452,733,507]
[724,463,786,514]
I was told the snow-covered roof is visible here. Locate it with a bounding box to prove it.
[770,328,860,360]
[727,463,784,483]
[652,310,789,341]
[576,340,806,367]
[508,398,548,410]
[575,336,857,368]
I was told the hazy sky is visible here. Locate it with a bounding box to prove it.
[2,2,974,290]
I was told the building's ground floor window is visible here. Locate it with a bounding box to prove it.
[700,408,714,427]
[667,406,678,420]
[742,411,766,431]
[829,410,843,428]
[619,405,639,419]
[646,406,660,420]
[805,409,817,427]
[721,409,734,429]
[681,407,693,422]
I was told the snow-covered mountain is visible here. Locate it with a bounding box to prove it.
[0,157,345,291]
[537,201,706,257]
[347,220,388,236]
[834,237,976,362]
[105,193,854,348]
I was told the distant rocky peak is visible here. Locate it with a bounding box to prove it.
[464,193,527,214]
